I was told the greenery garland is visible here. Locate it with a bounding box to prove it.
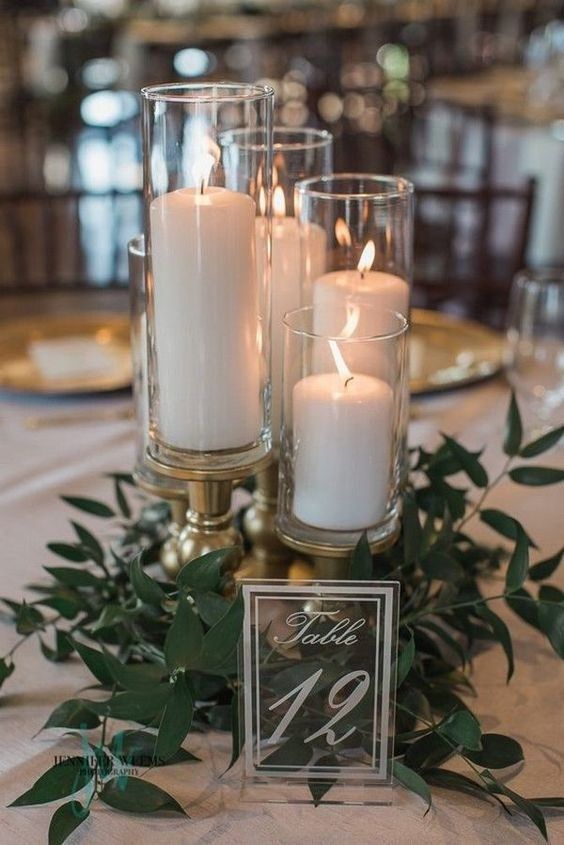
[1,392,563,844]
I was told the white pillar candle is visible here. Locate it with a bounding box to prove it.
[256,186,326,443]
[150,184,261,451]
[292,371,393,530]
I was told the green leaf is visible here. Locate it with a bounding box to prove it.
[417,620,467,668]
[109,730,199,767]
[16,600,44,634]
[506,587,540,630]
[44,567,102,589]
[164,594,204,671]
[396,630,415,688]
[531,797,564,809]
[262,736,312,770]
[193,591,231,627]
[347,532,373,580]
[114,478,131,518]
[424,768,492,802]
[438,710,482,751]
[308,755,338,806]
[505,527,530,593]
[69,638,114,686]
[479,508,537,549]
[130,553,166,606]
[10,758,94,806]
[465,733,524,768]
[538,595,564,659]
[71,522,104,566]
[226,691,243,773]
[476,605,514,682]
[198,590,243,672]
[441,434,488,488]
[405,730,453,770]
[421,550,464,581]
[61,496,115,518]
[392,761,432,810]
[99,777,187,815]
[482,770,548,841]
[90,744,113,779]
[402,492,422,565]
[48,800,89,845]
[508,466,564,486]
[520,424,564,458]
[43,699,100,730]
[92,686,172,722]
[503,391,523,456]
[103,652,167,692]
[155,674,193,762]
[177,548,237,592]
[35,593,83,620]
[529,548,563,582]
[0,656,15,690]
[47,543,90,563]
[40,630,74,663]
[91,603,138,632]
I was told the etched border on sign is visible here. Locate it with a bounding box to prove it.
[240,580,399,785]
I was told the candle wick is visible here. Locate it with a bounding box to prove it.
[344,376,354,388]
[199,179,205,196]
[359,270,364,281]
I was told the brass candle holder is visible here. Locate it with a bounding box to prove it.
[145,451,271,577]
[132,467,189,579]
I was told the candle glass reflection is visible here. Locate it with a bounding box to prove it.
[295,174,413,322]
[223,127,333,444]
[141,83,273,477]
[277,304,408,555]
[129,235,185,495]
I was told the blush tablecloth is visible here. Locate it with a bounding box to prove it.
[0,364,563,844]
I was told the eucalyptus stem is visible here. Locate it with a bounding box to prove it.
[457,456,513,531]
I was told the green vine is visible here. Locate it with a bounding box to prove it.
[1,393,563,843]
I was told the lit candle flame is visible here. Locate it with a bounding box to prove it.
[192,137,220,194]
[328,304,360,383]
[357,240,375,276]
[273,185,286,218]
[335,218,352,247]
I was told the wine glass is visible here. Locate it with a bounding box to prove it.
[506,268,564,434]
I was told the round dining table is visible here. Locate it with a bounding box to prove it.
[0,295,563,844]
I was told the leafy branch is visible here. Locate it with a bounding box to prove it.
[0,394,562,841]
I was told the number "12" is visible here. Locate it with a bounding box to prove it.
[268,668,370,746]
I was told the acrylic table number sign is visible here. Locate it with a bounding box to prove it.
[239,580,399,804]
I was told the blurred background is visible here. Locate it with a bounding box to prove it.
[1,0,564,326]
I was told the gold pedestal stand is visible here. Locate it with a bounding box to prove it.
[145,449,271,579]
[133,470,189,580]
[277,522,401,580]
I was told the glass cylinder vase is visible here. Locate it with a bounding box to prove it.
[295,174,414,321]
[128,234,188,497]
[223,127,333,445]
[141,82,274,478]
[277,303,408,556]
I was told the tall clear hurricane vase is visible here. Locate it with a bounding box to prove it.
[141,83,274,475]
[277,304,409,555]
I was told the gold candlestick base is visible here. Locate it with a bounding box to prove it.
[177,480,243,572]
[241,460,295,578]
[133,468,189,580]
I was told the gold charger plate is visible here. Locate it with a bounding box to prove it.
[0,312,132,394]
[410,309,504,394]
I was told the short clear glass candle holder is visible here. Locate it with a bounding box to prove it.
[295,174,414,320]
[141,82,274,478]
[223,127,333,445]
[128,234,188,497]
[277,303,408,556]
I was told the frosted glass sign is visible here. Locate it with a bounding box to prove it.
[239,580,399,804]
